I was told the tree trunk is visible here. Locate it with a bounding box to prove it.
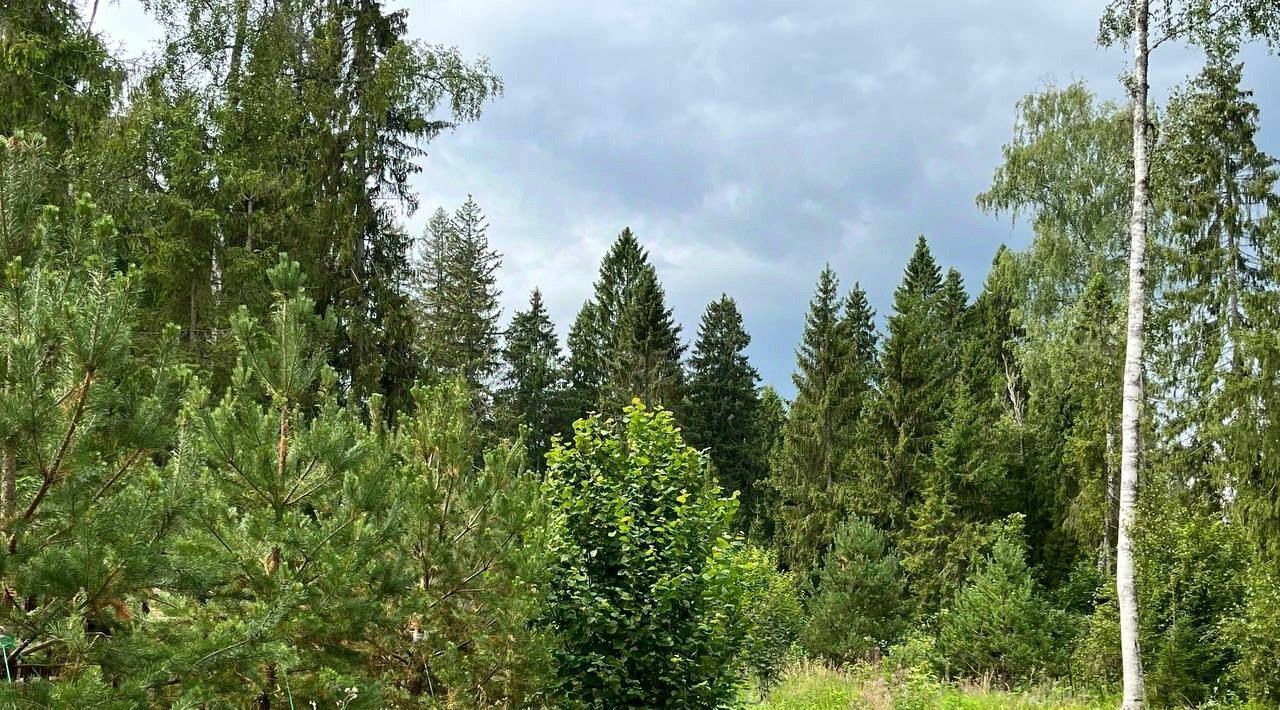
[1117,1,1149,707]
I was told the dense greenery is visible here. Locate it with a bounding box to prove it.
[3,0,1280,707]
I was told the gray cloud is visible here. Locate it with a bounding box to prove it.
[97,1,1280,395]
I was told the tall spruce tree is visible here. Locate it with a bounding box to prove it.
[564,300,605,419]
[498,289,565,471]
[870,236,948,525]
[1154,59,1280,555]
[769,267,872,575]
[0,2,119,162]
[564,228,684,415]
[87,0,503,407]
[609,265,685,409]
[685,295,764,532]
[416,197,503,397]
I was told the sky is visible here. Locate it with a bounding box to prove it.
[94,1,1280,396]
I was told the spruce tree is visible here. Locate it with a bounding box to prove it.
[870,236,949,525]
[498,289,565,471]
[1154,59,1280,557]
[769,267,872,575]
[685,295,763,532]
[416,197,503,396]
[591,228,650,343]
[754,385,788,543]
[609,265,685,408]
[563,300,605,419]
[564,228,684,415]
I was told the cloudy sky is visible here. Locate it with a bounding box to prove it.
[95,1,1280,395]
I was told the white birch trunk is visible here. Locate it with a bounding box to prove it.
[1118,1,1149,707]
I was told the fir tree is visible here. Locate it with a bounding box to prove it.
[498,289,565,471]
[685,295,763,532]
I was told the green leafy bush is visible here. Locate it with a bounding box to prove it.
[937,515,1061,684]
[1225,564,1280,701]
[541,401,746,708]
[1133,486,1248,706]
[735,546,804,691]
[803,515,911,663]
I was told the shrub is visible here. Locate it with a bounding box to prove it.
[803,515,912,663]
[541,401,746,709]
[1225,564,1280,702]
[937,515,1061,684]
[735,546,804,691]
[1133,487,1248,706]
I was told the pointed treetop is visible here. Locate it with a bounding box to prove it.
[899,235,943,301]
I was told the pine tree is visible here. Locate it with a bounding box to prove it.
[498,289,565,471]
[804,516,911,663]
[769,267,872,575]
[685,295,763,532]
[937,516,1060,684]
[384,380,551,705]
[0,137,189,704]
[167,256,402,706]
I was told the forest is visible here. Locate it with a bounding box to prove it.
[2,0,1280,708]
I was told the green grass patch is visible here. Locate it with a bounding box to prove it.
[749,661,1118,709]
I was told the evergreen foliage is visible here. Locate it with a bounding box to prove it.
[5,0,1280,702]
[937,517,1062,684]
[769,267,870,576]
[803,516,911,664]
[0,141,189,704]
[685,295,765,532]
[499,288,565,471]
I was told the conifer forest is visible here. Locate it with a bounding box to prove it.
[5,0,1280,708]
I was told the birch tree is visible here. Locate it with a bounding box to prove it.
[1099,2,1280,707]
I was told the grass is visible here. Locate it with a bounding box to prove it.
[748,661,1118,710]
